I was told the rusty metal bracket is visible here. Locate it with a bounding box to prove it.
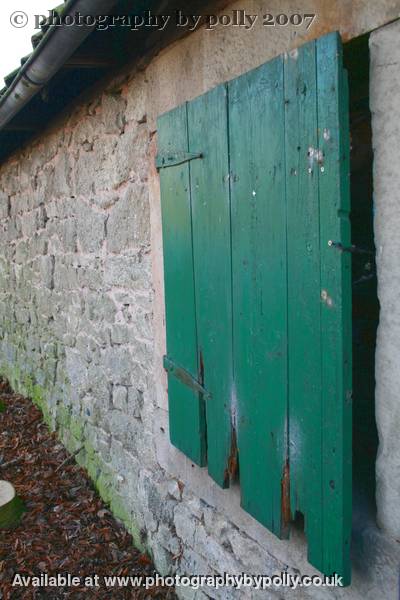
[163,356,211,399]
[328,240,374,255]
[156,151,203,170]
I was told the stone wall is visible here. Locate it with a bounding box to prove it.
[0,2,400,598]
[0,84,155,550]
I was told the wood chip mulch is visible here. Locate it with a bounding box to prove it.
[0,379,176,599]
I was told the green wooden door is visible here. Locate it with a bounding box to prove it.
[158,32,352,583]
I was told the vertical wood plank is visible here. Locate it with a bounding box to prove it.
[188,85,234,487]
[284,41,324,566]
[229,57,288,536]
[158,104,207,466]
[316,32,352,584]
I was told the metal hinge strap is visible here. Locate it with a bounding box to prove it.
[156,151,202,170]
[163,356,211,399]
[328,240,374,255]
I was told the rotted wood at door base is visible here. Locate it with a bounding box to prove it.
[158,31,352,584]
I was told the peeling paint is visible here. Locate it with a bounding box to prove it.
[281,460,291,527]
[321,289,334,307]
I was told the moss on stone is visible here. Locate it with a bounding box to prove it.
[69,418,84,442]
[0,363,144,553]
[95,471,113,504]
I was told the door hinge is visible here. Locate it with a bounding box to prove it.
[328,240,374,255]
[156,151,203,170]
[163,356,211,399]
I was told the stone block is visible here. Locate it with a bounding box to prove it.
[104,254,149,288]
[107,184,150,253]
[113,385,128,411]
[101,91,127,134]
[76,202,106,254]
[0,192,9,219]
[103,346,133,385]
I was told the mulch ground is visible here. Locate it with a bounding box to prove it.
[0,379,176,599]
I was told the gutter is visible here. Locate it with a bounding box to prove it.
[0,0,118,130]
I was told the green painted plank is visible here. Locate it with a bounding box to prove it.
[187,85,233,487]
[316,32,352,584]
[229,57,288,536]
[158,103,206,466]
[284,41,324,565]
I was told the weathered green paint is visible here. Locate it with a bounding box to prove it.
[284,41,324,562]
[158,104,207,466]
[229,57,288,536]
[188,85,233,487]
[283,35,352,583]
[158,31,351,581]
[317,33,352,584]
